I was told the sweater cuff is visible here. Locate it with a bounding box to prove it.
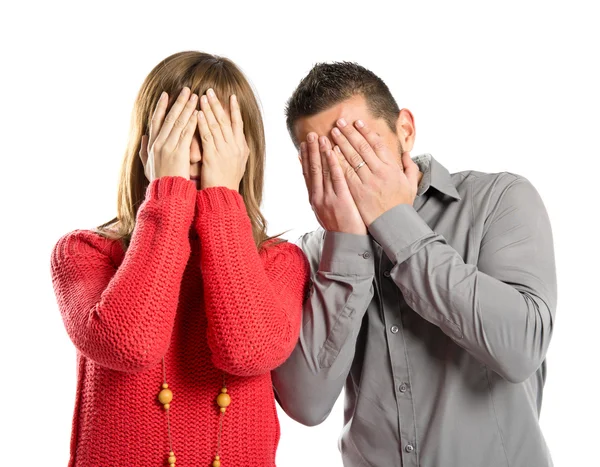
[368,203,434,265]
[319,231,375,275]
[196,186,246,214]
[145,176,197,202]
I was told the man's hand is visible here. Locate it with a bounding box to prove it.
[299,132,367,235]
[328,118,420,227]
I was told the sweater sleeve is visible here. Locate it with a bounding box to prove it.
[50,176,197,372]
[194,187,310,377]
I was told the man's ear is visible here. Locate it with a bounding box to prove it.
[395,109,416,153]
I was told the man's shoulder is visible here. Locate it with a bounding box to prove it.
[451,168,532,199]
[294,227,326,252]
[293,227,326,271]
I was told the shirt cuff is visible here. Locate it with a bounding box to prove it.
[368,204,434,265]
[319,231,375,275]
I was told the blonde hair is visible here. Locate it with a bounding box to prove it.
[96,51,277,249]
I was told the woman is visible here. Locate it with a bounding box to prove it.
[50,51,309,466]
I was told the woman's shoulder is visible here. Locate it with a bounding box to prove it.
[259,236,308,267]
[51,227,123,265]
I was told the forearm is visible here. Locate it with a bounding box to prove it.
[195,187,309,376]
[272,230,375,425]
[51,176,197,372]
[369,191,557,383]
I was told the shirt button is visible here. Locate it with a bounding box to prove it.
[390,325,399,334]
[405,444,415,453]
[399,383,408,393]
[383,270,391,278]
[362,251,371,259]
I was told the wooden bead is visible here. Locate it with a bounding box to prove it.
[168,454,176,464]
[169,452,175,457]
[162,383,169,389]
[163,403,170,410]
[214,456,220,460]
[220,407,227,413]
[158,388,173,404]
[221,387,227,393]
[216,393,231,408]
[212,461,221,467]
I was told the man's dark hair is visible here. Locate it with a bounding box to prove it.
[285,62,400,146]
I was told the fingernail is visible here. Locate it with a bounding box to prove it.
[207,88,215,98]
[334,145,341,153]
[337,118,347,127]
[319,136,327,147]
[300,142,307,151]
[159,91,167,101]
[332,127,341,136]
[198,111,205,119]
[355,120,365,128]
[307,133,316,142]
[231,94,237,103]
[201,95,208,104]
[190,94,198,101]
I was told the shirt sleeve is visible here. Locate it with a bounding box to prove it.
[194,187,310,377]
[272,229,376,426]
[368,174,557,383]
[50,176,197,372]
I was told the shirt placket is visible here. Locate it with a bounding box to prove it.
[379,248,419,467]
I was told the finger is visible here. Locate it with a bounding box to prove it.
[230,94,245,146]
[148,92,168,147]
[333,144,362,195]
[197,110,216,157]
[139,134,148,167]
[164,93,198,150]
[402,151,420,188]
[331,125,370,182]
[176,109,199,154]
[307,133,323,201]
[156,87,192,144]
[353,119,393,164]
[319,136,334,194]
[335,118,383,170]
[206,88,235,143]
[200,94,226,150]
[299,142,311,196]
[325,148,351,196]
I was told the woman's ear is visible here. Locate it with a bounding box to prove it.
[139,135,149,167]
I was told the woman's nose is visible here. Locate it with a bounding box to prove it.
[190,149,202,163]
[189,135,202,163]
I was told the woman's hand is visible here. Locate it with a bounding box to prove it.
[139,87,199,182]
[197,88,250,191]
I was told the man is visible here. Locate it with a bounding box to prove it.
[272,62,556,467]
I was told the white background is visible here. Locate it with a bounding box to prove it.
[1,1,598,466]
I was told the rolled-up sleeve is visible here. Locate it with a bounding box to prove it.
[368,175,557,383]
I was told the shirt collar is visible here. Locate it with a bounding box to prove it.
[413,154,461,201]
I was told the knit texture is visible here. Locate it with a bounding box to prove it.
[50,176,310,467]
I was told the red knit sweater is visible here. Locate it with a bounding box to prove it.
[50,176,310,466]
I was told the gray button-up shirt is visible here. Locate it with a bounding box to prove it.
[272,154,556,467]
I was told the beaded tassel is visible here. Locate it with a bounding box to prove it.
[213,375,230,466]
[159,358,230,466]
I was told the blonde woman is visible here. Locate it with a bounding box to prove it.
[50,51,309,466]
